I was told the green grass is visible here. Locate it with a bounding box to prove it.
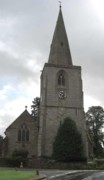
[0,170,37,180]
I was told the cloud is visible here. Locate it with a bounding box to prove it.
[0,0,104,136]
[0,92,39,136]
[84,94,101,112]
[0,47,42,83]
[0,85,14,100]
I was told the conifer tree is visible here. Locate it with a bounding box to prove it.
[52,117,84,162]
[31,97,40,120]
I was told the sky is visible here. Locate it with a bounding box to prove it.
[0,0,104,136]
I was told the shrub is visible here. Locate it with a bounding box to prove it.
[12,149,28,158]
[52,117,85,162]
[6,149,28,167]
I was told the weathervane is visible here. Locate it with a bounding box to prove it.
[59,1,62,9]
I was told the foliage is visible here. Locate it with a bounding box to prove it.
[86,106,104,157]
[3,137,8,156]
[52,117,85,162]
[7,149,29,167]
[0,135,3,156]
[12,149,28,158]
[31,97,40,121]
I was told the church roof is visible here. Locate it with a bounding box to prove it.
[5,110,34,131]
[48,7,72,66]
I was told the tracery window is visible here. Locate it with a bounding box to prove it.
[58,73,65,86]
[18,124,29,142]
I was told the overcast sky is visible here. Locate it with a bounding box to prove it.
[0,0,104,136]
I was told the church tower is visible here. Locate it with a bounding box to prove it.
[38,6,88,158]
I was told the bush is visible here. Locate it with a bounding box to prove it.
[6,157,28,167]
[6,149,29,167]
[12,149,28,158]
[52,117,85,162]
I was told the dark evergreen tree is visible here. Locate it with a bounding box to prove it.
[31,97,40,120]
[3,137,8,156]
[0,135,3,156]
[52,117,84,162]
[86,106,104,157]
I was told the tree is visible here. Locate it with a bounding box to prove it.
[31,97,40,120]
[52,117,85,162]
[86,106,104,157]
[3,137,8,156]
[0,135,3,156]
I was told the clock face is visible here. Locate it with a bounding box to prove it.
[58,90,66,99]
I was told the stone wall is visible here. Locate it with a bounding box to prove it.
[38,64,88,158]
[5,110,38,157]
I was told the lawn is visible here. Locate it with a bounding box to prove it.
[0,170,37,180]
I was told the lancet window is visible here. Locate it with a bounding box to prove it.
[58,73,65,86]
[18,124,29,142]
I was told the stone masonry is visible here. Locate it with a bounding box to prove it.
[38,7,88,158]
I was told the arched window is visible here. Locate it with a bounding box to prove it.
[18,129,21,142]
[18,124,29,143]
[58,73,65,86]
[26,130,29,142]
[22,129,25,142]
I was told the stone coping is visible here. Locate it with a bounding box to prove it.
[33,175,48,180]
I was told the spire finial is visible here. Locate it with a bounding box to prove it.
[59,1,62,9]
[25,105,28,110]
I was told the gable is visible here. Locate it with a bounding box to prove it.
[5,110,36,132]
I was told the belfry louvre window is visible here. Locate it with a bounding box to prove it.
[58,73,65,86]
[18,124,29,142]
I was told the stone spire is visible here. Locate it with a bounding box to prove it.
[48,6,72,66]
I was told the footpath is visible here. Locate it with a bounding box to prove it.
[35,175,48,180]
[36,170,81,180]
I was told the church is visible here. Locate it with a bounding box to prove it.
[4,6,89,159]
